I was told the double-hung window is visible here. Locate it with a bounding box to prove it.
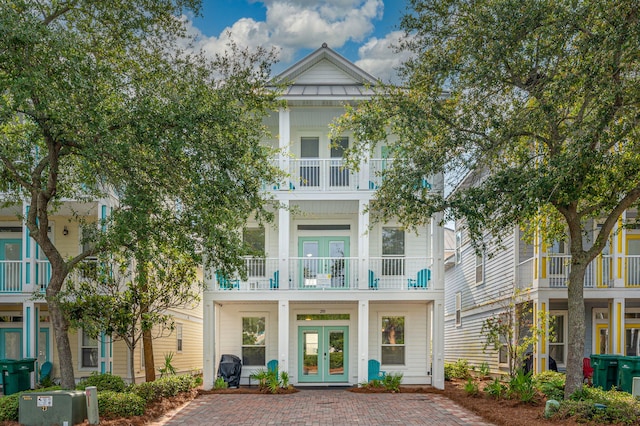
[80,330,98,369]
[381,316,405,365]
[242,316,266,366]
[243,227,265,277]
[176,323,183,353]
[382,227,404,275]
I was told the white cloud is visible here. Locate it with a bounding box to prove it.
[183,0,384,66]
[355,31,413,83]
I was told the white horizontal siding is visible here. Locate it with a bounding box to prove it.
[294,60,356,85]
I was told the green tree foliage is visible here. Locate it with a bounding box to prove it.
[333,0,640,396]
[0,0,282,389]
[62,248,200,384]
[480,290,544,378]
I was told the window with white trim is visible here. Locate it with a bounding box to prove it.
[243,227,265,277]
[381,316,405,365]
[475,251,484,284]
[80,330,98,369]
[176,324,183,353]
[455,231,462,264]
[242,316,266,366]
[455,292,461,327]
[549,312,566,367]
[382,227,404,275]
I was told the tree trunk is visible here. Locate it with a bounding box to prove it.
[46,274,75,390]
[143,328,156,382]
[565,261,587,397]
[129,342,136,385]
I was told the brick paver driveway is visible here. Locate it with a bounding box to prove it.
[151,389,494,425]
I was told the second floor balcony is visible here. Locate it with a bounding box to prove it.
[271,158,416,193]
[212,256,433,292]
[517,253,640,289]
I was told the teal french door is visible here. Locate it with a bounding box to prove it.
[0,239,22,292]
[298,237,350,288]
[0,328,23,359]
[38,328,50,365]
[298,326,348,382]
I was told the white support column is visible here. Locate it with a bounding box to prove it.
[278,202,290,289]
[614,213,624,288]
[22,301,36,358]
[431,297,445,389]
[278,300,290,378]
[22,202,36,293]
[358,199,370,290]
[431,172,445,389]
[203,301,215,390]
[359,144,371,190]
[358,300,370,384]
[536,297,550,373]
[611,298,625,355]
[279,107,291,188]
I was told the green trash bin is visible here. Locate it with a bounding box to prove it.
[0,358,36,396]
[591,354,619,390]
[617,356,640,394]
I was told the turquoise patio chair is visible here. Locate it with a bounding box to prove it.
[408,268,431,289]
[270,271,279,289]
[39,361,53,384]
[368,359,386,382]
[216,271,239,290]
[267,359,278,373]
[368,270,379,289]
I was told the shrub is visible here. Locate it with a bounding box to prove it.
[552,386,640,424]
[131,381,160,404]
[131,374,198,404]
[0,394,19,422]
[464,377,479,396]
[98,391,145,419]
[214,376,228,389]
[382,373,403,392]
[250,368,290,394]
[507,369,535,403]
[533,371,565,401]
[478,362,490,377]
[484,377,506,399]
[444,359,472,380]
[76,372,126,392]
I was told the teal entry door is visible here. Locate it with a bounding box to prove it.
[0,239,22,292]
[298,237,349,288]
[0,328,23,359]
[298,326,348,383]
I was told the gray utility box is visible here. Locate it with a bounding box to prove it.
[19,390,87,426]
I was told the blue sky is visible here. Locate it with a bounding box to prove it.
[183,0,412,82]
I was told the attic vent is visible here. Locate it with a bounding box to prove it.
[322,42,328,48]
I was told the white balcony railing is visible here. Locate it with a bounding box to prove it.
[626,255,640,287]
[37,260,51,292]
[368,257,433,290]
[517,254,615,288]
[266,158,398,192]
[289,159,357,191]
[288,257,358,289]
[0,260,21,292]
[213,256,433,291]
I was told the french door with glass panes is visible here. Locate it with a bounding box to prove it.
[298,326,348,383]
[298,237,349,289]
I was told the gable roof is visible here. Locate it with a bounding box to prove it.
[272,43,378,101]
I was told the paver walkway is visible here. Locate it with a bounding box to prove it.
[151,389,494,425]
